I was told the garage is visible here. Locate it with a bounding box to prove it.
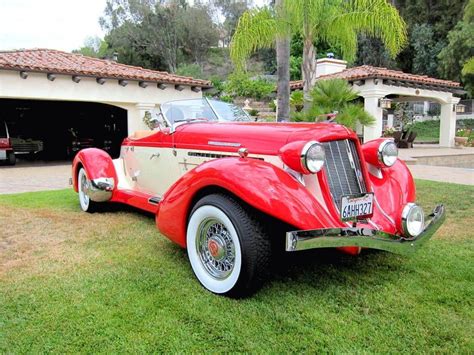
[0,49,210,164]
[1,99,127,160]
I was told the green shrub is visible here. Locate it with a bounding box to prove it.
[290,90,304,112]
[248,108,259,117]
[176,63,204,79]
[224,72,274,100]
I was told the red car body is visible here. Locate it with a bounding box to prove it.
[72,100,445,297]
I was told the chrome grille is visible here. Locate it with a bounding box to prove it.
[322,139,366,209]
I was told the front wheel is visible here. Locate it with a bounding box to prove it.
[186,194,271,297]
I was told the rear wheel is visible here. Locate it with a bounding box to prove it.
[7,151,16,165]
[186,194,271,297]
[77,168,99,213]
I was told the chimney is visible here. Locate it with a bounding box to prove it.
[316,55,347,78]
[112,52,118,62]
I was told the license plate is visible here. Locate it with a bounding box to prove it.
[340,193,374,221]
[0,149,6,160]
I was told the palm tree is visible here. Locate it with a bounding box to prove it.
[274,0,290,121]
[230,0,407,104]
[293,79,375,130]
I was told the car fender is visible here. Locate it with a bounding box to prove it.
[72,148,117,192]
[156,157,345,247]
[366,158,416,233]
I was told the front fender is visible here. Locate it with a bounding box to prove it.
[156,157,345,247]
[367,159,416,233]
[72,148,117,192]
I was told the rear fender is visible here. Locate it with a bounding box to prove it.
[156,157,344,247]
[72,148,117,192]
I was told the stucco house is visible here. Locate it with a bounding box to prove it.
[0,49,210,159]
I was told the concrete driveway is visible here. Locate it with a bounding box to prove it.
[0,161,71,194]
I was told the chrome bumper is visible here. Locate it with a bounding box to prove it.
[286,205,445,256]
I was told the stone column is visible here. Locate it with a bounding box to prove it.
[363,95,384,142]
[386,114,394,129]
[439,98,459,147]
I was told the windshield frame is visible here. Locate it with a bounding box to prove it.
[160,97,251,133]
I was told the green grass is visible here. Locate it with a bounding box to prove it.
[1,181,473,352]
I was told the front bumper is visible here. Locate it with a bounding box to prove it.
[286,204,445,256]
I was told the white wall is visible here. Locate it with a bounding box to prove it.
[0,69,203,134]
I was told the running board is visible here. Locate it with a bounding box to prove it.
[148,196,162,205]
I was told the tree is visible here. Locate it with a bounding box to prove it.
[355,35,395,68]
[411,24,444,77]
[275,0,290,121]
[73,36,112,59]
[438,17,474,96]
[178,4,219,65]
[99,0,219,73]
[230,0,407,107]
[293,79,375,130]
[213,0,251,46]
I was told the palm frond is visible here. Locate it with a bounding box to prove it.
[328,0,407,60]
[230,7,279,71]
[310,78,359,112]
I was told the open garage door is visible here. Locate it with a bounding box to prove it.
[0,99,127,161]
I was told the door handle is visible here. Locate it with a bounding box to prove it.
[150,153,160,160]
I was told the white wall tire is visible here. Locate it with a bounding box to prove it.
[78,168,98,213]
[187,194,271,297]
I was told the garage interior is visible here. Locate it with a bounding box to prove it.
[0,99,127,161]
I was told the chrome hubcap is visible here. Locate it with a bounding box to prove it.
[197,218,235,280]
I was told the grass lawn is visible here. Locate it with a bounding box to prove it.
[1,181,473,352]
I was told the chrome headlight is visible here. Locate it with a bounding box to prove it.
[402,203,425,238]
[301,141,325,173]
[378,140,398,167]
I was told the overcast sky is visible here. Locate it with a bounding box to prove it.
[0,0,269,52]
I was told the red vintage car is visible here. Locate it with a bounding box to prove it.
[72,98,445,297]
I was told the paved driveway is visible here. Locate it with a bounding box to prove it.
[0,161,71,194]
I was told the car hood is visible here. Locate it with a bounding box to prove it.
[174,122,355,155]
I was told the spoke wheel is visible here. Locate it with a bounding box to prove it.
[187,194,271,297]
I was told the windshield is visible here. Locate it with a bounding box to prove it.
[161,98,251,125]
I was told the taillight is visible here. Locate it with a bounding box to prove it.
[0,138,11,148]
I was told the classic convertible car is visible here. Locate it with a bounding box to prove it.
[72,98,445,297]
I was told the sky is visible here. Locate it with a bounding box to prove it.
[0,0,269,53]
[0,0,106,52]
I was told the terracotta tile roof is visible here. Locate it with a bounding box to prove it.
[0,48,211,87]
[290,65,461,90]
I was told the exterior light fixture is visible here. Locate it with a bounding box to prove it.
[158,83,167,90]
[379,97,392,109]
[96,78,106,85]
[19,71,28,79]
[139,81,148,88]
[47,73,56,81]
[454,104,466,113]
[175,84,184,91]
[118,79,128,87]
[72,75,81,83]
[191,86,201,93]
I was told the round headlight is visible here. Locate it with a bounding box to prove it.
[402,203,425,238]
[378,140,398,167]
[301,141,325,173]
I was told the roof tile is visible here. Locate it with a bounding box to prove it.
[290,65,460,90]
[0,49,211,87]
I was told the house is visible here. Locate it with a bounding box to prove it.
[0,49,211,159]
[290,58,464,147]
